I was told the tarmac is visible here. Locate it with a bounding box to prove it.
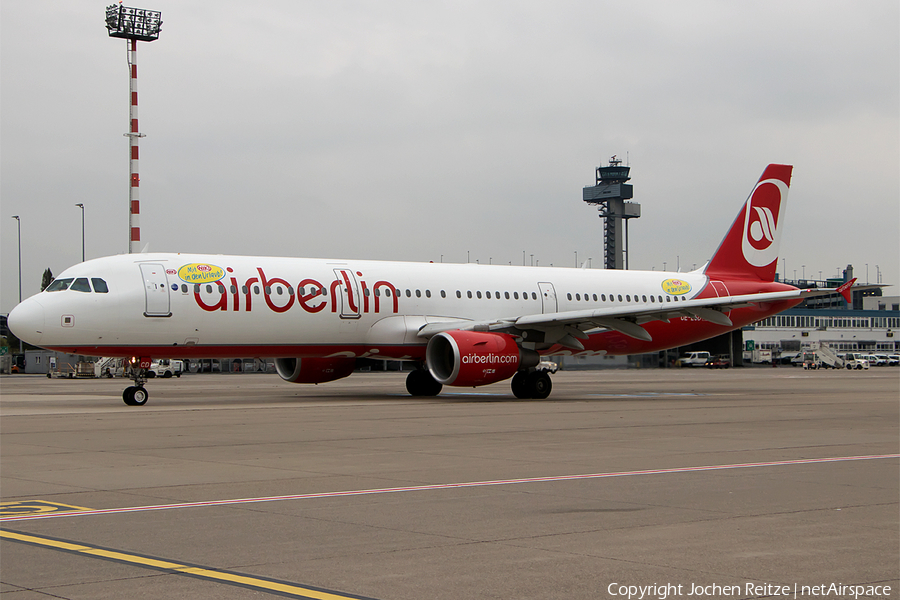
[1,367,898,600]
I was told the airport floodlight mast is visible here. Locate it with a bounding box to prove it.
[105,4,162,254]
[582,156,641,270]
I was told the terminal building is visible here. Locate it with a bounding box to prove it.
[741,266,898,357]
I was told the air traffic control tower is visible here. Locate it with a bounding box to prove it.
[583,156,641,270]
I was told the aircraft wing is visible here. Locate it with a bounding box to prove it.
[416,284,850,350]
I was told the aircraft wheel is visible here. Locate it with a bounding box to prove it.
[525,371,552,400]
[123,386,149,406]
[511,372,530,399]
[406,369,442,397]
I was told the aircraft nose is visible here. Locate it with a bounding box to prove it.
[8,298,44,345]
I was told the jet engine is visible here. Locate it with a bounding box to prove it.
[425,331,539,387]
[274,357,356,384]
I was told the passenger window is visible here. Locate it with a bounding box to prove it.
[495,291,500,299]
[666,296,671,302]
[265,286,272,294]
[467,291,472,298]
[456,290,461,298]
[181,284,188,294]
[505,292,510,299]
[514,292,519,299]
[592,294,597,301]
[71,277,91,292]
[618,295,623,302]
[426,290,432,298]
[642,295,647,302]
[486,291,492,299]
[230,285,237,294]
[601,294,606,301]
[440,290,445,298]
[91,278,109,293]
[416,289,422,298]
[206,285,213,294]
[254,286,260,294]
[567,293,573,301]
[531,292,537,300]
[46,278,74,292]
[406,289,412,298]
[626,295,631,302]
[650,295,655,303]
[476,291,482,299]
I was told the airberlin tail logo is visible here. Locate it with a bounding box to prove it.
[741,178,788,268]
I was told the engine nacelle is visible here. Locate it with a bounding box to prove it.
[274,357,355,384]
[426,331,538,387]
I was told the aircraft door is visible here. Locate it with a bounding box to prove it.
[538,282,558,314]
[140,263,171,317]
[333,269,362,319]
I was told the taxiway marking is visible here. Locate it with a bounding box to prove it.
[0,529,376,600]
[0,500,92,517]
[1,454,896,524]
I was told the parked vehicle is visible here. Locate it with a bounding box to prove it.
[842,353,870,370]
[705,355,730,368]
[888,355,900,366]
[147,359,183,378]
[868,354,889,366]
[677,351,711,367]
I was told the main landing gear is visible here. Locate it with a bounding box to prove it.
[123,367,149,406]
[511,370,552,399]
[406,368,442,397]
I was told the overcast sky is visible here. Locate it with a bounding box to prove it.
[2,1,898,314]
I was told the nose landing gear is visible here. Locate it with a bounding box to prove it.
[123,361,150,406]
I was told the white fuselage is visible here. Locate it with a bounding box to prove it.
[9,252,796,361]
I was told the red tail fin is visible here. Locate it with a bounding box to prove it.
[704,164,793,282]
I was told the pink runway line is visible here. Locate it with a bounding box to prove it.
[2,454,897,523]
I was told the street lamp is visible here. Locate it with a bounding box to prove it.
[75,203,85,262]
[11,216,21,303]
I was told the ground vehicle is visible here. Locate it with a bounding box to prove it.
[868,354,888,366]
[888,355,900,366]
[678,351,711,367]
[148,359,183,378]
[705,355,730,368]
[843,353,870,370]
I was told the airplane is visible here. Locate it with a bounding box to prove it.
[8,164,856,406]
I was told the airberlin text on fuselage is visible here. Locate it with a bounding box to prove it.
[191,267,399,315]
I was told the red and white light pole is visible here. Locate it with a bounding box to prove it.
[106,4,162,254]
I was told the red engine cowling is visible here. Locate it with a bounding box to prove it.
[274,357,355,384]
[426,331,537,387]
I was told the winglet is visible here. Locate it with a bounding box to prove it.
[836,278,856,304]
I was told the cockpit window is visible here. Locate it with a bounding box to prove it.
[70,278,91,292]
[46,278,74,292]
[91,278,109,293]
